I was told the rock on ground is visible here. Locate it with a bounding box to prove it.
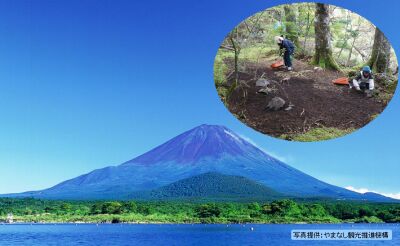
[256,78,270,87]
[267,97,286,111]
[258,87,274,94]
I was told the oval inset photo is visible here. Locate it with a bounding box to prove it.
[214,2,398,141]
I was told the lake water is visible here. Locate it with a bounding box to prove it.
[0,223,398,245]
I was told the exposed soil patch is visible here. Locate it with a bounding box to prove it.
[226,59,387,137]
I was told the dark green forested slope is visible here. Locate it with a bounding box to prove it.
[148,172,283,201]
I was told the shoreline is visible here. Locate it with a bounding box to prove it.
[2,221,391,225]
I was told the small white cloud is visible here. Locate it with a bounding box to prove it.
[383,193,400,200]
[345,186,400,200]
[345,186,370,194]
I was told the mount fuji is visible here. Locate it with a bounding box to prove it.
[2,124,395,202]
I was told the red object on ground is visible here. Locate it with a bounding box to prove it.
[332,77,349,85]
[271,60,284,68]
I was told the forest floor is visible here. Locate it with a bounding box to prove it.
[226,57,388,140]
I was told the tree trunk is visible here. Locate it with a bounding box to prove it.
[346,37,356,66]
[368,28,391,73]
[337,13,351,59]
[226,29,241,98]
[284,5,299,47]
[345,17,362,66]
[353,46,367,61]
[229,35,240,89]
[312,3,339,70]
[301,5,312,56]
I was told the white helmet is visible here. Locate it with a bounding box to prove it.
[275,36,284,44]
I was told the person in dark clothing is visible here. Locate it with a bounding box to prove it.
[349,66,374,97]
[275,36,295,71]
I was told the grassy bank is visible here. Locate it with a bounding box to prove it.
[280,127,356,141]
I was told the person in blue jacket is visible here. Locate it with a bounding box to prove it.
[275,36,295,71]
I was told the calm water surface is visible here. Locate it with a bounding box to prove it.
[0,223,398,245]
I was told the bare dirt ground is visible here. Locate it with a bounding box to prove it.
[226,58,388,137]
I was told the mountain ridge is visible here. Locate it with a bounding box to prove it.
[121,124,266,165]
[1,124,397,202]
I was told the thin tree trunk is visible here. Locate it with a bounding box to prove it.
[337,13,351,59]
[346,17,362,66]
[302,5,312,55]
[230,36,239,88]
[353,46,367,61]
[346,37,357,66]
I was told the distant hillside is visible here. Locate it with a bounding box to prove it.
[147,172,283,201]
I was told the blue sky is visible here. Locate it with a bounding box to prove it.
[0,0,399,197]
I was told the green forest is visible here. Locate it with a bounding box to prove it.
[214,3,398,141]
[1,198,400,224]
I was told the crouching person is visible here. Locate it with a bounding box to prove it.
[350,66,374,96]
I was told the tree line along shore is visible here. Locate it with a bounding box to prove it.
[1,198,399,224]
